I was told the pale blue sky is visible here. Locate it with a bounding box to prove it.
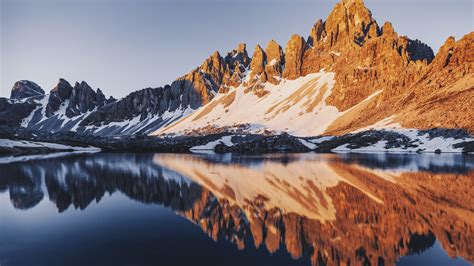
[1,0,473,98]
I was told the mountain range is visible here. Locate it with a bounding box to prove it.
[1,0,472,151]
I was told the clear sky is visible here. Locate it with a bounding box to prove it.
[1,0,472,98]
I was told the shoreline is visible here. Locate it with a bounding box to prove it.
[1,128,473,159]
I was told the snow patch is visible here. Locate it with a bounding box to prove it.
[190,136,234,152]
[333,129,473,153]
[298,138,317,149]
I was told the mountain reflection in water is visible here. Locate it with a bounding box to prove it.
[0,153,472,266]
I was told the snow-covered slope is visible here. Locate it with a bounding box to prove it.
[19,94,191,136]
[77,107,193,136]
[154,71,382,137]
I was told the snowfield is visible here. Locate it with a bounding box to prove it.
[154,71,384,137]
[155,72,339,136]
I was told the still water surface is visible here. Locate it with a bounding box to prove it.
[0,153,473,266]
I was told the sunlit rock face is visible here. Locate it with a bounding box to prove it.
[1,153,473,265]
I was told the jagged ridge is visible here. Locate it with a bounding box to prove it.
[1,0,472,137]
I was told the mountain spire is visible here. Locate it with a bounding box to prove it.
[324,0,379,46]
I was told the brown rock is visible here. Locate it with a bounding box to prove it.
[264,41,284,84]
[249,44,266,81]
[283,34,307,79]
[308,19,326,46]
[324,0,378,46]
[381,21,396,37]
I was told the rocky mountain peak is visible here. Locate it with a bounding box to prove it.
[264,40,284,84]
[435,36,457,65]
[325,0,378,46]
[443,36,457,48]
[45,78,113,118]
[66,81,104,117]
[265,40,284,63]
[249,44,266,80]
[283,34,307,79]
[10,80,45,100]
[236,43,247,53]
[201,51,225,78]
[46,79,73,117]
[308,19,326,46]
[428,33,473,74]
[211,50,223,65]
[381,22,396,37]
[225,43,250,69]
[51,78,73,98]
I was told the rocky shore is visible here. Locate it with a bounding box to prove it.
[1,126,472,156]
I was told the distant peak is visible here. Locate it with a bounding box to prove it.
[224,43,250,68]
[266,39,281,50]
[211,50,221,59]
[236,43,246,53]
[308,19,326,45]
[264,40,284,64]
[381,22,396,36]
[10,80,44,100]
[55,78,72,89]
[443,36,456,46]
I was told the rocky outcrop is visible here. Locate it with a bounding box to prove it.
[249,45,266,81]
[324,0,379,46]
[307,19,326,46]
[81,43,252,129]
[10,80,44,100]
[66,81,109,118]
[224,43,250,71]
[80,86,176,126]
[45,79,113,118]
[282,34,307,79]
[0,98,37,127]
[222,43,250,90]
[247,40,285,85]
[45,79,73,117]
[264,40,284,84]
[299,0,435,112]
[393,33,474,132]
